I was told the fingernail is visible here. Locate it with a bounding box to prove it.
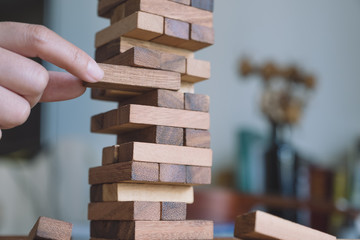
[87,59,104,82]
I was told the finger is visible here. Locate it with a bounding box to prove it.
[0,22,103,83]
[0,86,30,129]
[0,47,48,107]
[40,71,86,102]
[0,129,2,140]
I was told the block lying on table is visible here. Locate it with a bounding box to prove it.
[28,216,72,240]
[234,211,336,240]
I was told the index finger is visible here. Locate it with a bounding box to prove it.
[0,22,103,83]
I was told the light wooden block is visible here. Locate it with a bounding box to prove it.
[28,216,72,240]
[95,11,163,48]
[98,0,127,18]
[88,201,160,220]
[117,142,212,167]
[184,93,210,112]
[125,0,213,27]
[152,18,190,47]
[169,0,190,5]
[90,183,194,203]
[85,63,180,92]
[160,163,186,183]
[90,220,213,239]
[91,104,210,134]
[186,166,211,184]
[89,161,158,185]
[182,58,211,83]
[191,0,214,12]
[178,23,214,51]
[117,126,183,146]
[184,129,211,148]
[234,211,336,240]
[179,81,195,93]
[161,202,187,220]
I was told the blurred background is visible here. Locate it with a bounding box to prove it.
[1,0,360,239]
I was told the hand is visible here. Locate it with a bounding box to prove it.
[0,22,104,140]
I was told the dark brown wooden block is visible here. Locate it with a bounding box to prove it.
[111,3,126,24]
[184,93,210,112]
[184,129,211,148]
[152,18,190,47]
[89,161,158,185]
[95,38,122,62]
[178,23,214,51]
[159,163,186,183]
[28,216,72,240]
[90,220,213,239]
[191,0,214,12]
[91,88,140,102]
[90,184,103,202]
[98,0,127,18]
[161,202,187,220]
[186,166,211,184]
[117,126,183,146]
[102,145,119,166]
[88,202,160,220]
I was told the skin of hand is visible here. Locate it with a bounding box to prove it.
[0,22,104,140]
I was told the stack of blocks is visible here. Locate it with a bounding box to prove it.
[86,0,214,239]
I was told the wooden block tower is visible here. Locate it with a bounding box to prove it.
[86,0,214,239]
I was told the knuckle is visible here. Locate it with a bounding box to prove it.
[25,24,51,49]
[29,65,49,96]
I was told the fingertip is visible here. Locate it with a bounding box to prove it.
[86,58,103,83]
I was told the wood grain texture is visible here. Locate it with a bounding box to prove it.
[91,104,210,134]
[95,38,122,62]
[90,220,213,239]
[28,216,72,240]
[125,0,213,27]
[98,0,127,18]
[160,163,186,183]
[117,142,212,167]
[186,166,211,184]
[161,202,186,220]
[88,201,160,220]
[182,58,211,83]
[90,183,193,203]
[234,211,336,240]
[178,23,214,51]
[85,63,180,92]
[95,11,163,48]
[117,126,183,146]
[191,0,214,12]
[184,129,211,148]
[91,88,141,102]
[152,18,190,47]
[184,93,210,112]
[89,161,158,185]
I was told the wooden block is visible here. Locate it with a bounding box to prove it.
[186,166,211,184]
[160,163,186,183]
[91,88,141,102]
[111,3,126,24]
[28,216,72,240]
[191,0,214,12]
[178,24,214,51]
[117,142,212,167]
[160,51,186,73]
[91,104,210,134]
[184,129,211,148]
[85,63,180,92]
[169,0,190,5]
[161,202,186,220]
[234,211,336,240]
[152,18,190,47]
[117,126,183,146]
[88,202,160,220]
[95,11,163,48]
[179,81,195,93]
[89,161,158,185]
[90,220,213,239]
[182,58,211,82]
[184,93,210,112]
[90,183,194,203]
[98,0,127,18]
[125,0,213,27]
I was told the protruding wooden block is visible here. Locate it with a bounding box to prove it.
[90,183,194,203]
[117,142,212,167]
[89,161,158,185]
[124,0,213,27]
[152,18,190,47]
[111,3,126,24]
[95,11,163,48]
[28,216,72,240]
[117,126,183,146]
[178,24,214,51]
[186,166,211,184]
[161,202,187,220]
[90,220,213,239]
[182,58,211,82]
[191,0,214,12]
[184,129,211,148]
[184,93,210,112]
[91,104,210,134]
[85,63,180,92]
[160,163,186,183]
[234,211,336,240]
[91,88,141,102]
[88,202,160,220]
[98,0,127,18]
